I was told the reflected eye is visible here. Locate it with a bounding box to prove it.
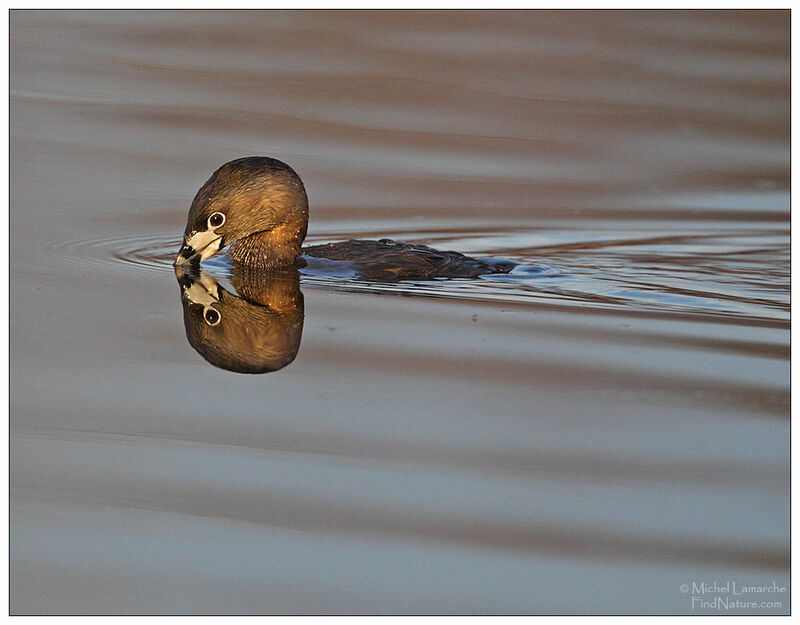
[208,212,225,228]
[204,307,221,326]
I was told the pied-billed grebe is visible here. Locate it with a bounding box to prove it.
[174,157,515,281]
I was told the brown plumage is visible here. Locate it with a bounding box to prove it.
[175,157,515,280]
[302,239,514,281]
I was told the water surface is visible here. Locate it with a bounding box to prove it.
[10,10,789,615]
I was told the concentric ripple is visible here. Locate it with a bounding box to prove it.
[54,226,790,321]
[56,232,182,275]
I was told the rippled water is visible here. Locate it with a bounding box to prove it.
[11,10,789,615]
[60,220,790,319]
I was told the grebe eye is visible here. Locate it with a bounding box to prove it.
[204,307,221,326]
[208,212,225,228]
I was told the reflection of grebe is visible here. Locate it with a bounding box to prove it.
[176,265,304,374]
[174,157,515,281]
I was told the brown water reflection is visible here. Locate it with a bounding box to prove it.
[10,10,789,615]
[177,266,305,373]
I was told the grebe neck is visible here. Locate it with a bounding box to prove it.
[228,220,306,270]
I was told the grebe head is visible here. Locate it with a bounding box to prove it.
[175,156,308,268]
